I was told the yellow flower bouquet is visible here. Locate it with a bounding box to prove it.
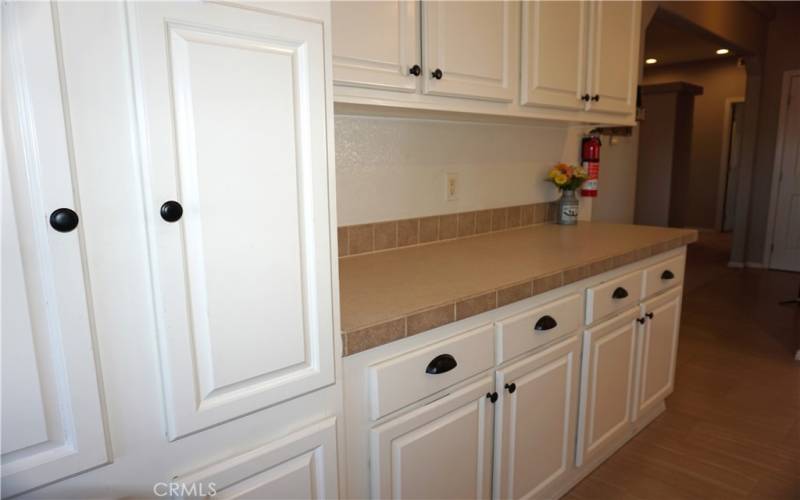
[546,163,588,191]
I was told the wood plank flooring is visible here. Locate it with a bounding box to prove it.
[565,232,800,500]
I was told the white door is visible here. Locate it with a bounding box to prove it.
[173,418,338,499]
[494,336,581,500]
[127,2,335,440]
[633,288,682,421]
[331,1,420,92]
[586,1,640,115]
[422,1,516,102]
[576,308,638,467]
[370,377,494,499]
[1,3,109,496]
[770,74,800,271]
[520,1,588,110]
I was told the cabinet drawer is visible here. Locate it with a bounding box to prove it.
[642,255,685,299]
[495,294,582,363]
[368,325,494,420]
[585,270,642,325]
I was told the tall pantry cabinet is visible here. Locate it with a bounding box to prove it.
[1,1,343,498]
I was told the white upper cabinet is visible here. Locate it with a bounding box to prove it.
[422,1,516,102]
[332,1,420,92]
[127,2,335,440]
[1,3,108,496]
[520,1,588,110]
[586,1,641,115]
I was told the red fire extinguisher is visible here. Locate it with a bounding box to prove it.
[581,135,601,197]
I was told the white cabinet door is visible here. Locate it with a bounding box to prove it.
[520,1,588,110]
[332,1,420,92]
[370,377,494,499]
[173,418,338,499]
[576,308,638,467]
[633,288,682,421]
[127,2,335,440]
[494,336,581,500]
[422,1,516,102]
[586,1,640,115]
[1,3,108,496]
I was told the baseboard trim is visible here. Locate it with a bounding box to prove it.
[745,261,765,269]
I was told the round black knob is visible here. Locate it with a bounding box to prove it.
[431,68,443,80]
[637,317,646,325]
[591,94,600,102]
[486,392,498,403]
[409,64,421,76]
[49,208,79,232]
[645,312,654,320]
[160,200,183,222]
[505,383,516,394]
[581,94,590,102]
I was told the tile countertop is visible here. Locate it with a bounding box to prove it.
[339,222,698,356]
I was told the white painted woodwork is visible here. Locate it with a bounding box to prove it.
[576,308,638,467]
[642,255,685,299]
[520,1,588,110]
[422,1,515,102]
[586,1,641,115]
[1,3,109,496]
[495,293,582,363]
[331,1,420,92]
[585,270,643,324]
[126,2,335,439]
[370,376,494,499]
[493,335,581,499]
[173,417,338,499]
[368,324,494,420]
[633,288,682,422]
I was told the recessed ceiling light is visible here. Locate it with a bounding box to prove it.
[716,48,730,55]
[645,58,657,64]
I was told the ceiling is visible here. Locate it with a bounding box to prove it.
[643,12,738,67]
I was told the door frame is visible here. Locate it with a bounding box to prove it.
[764,68,800,268]
[715,96,745,232]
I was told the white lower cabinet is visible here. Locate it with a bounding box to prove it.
[370,376,495,499]
[493,335,581,499]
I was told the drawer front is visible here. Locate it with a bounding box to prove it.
[585,270,643,325]
[642,255,685,299]
[368,325,494,420]
[495,294,582,364]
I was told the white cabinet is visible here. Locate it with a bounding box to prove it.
[331,1,419,92]
[422,1,515,101]
[633,288,682,422]
[493,336,581,499]
[1,3,109,496]
[576,308,638,467]
[127,2,336,439]
[370,377,494,499]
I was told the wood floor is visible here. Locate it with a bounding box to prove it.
[565,232,800,500]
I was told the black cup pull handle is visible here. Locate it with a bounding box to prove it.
[534,315,558,331]
[661,270,675,280]
[612,287,629,300]
[49,208,79,232]
[160,200,183,222]
[426,353,457,375]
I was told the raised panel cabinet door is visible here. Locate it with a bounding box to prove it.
[520,1,588,110]
[634,288,682,421]
[494,335,581,500]
[422,1,516,102]
[576,308,638,467]
[332,1,420,92]
[370,377,494,499]
[127,2,335,439]
[1,2,109,496]
[586,1,641,115]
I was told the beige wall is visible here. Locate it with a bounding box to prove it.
[642,58,746,229]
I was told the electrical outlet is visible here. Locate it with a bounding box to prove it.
[445,173,458,201]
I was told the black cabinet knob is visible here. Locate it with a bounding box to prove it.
[591,94,600,101]
[661,270,675,280]
[431,68,443,80]
[409,64,421,76]
[486,392,498,403]
[425,353,457,375]
[581,94,591,102]
[49,208,79,232]
[160,200,183,223]
[534,315,558,331]
[504,382,516,394]
[637,317,646,325]
[612,287,629,300]
[645,312,654,319]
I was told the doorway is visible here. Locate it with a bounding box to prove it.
[720,99,745,233]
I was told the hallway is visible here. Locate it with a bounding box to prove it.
[566,233,800,499]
